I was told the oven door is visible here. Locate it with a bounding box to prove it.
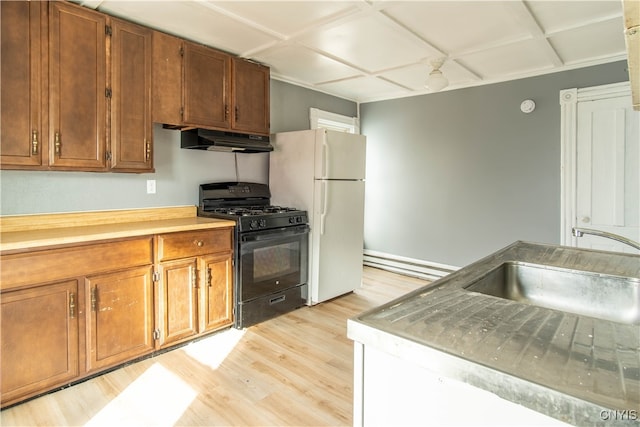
[238,224,309,303]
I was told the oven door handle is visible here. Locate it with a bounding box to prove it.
[241,225,310,242]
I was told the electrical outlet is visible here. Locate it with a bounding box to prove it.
[146,180,156,194]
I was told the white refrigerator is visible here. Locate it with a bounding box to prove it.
[269,129,366,304]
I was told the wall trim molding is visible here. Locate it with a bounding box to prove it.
[363,249,459,281]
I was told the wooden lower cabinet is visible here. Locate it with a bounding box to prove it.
[0,280,79,406]
[157,258,200,346]
[86,266,155,372]
[156,229,234,348]
[0,227,233,408]
[200,253,233,333]
[0,236,154,408]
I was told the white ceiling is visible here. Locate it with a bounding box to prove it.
[79,0,629,103]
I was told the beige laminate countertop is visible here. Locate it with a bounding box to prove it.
[0,206,235,252]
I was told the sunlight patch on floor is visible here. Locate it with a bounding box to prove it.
[181,328,246,369]
[84,363,197,426]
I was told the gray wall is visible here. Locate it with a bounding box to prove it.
[0,124,268,215]
[0,80,357,216]
[1,63,630,269]
[270,79,357,132]
[361,60,630,267]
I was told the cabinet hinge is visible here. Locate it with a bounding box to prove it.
[179,46,184,56]
[153,329,161,340]
[105,25,112,36]
[153,271,160,282]
[105,88,112,99]
[105,151,112,161]
[179,107,184,119]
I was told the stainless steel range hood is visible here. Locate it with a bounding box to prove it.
[181,129,273,152]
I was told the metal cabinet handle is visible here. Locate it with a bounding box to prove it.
[69,292,76,318]
[91,287,97,312]
[207,267,212,287]
[191,265,197,288]
[31,130,38,155]
[145,139,151,161]
[54,132,61,156]
[193,240,204,247]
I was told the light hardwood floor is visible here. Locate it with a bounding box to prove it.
[1,267,431,426]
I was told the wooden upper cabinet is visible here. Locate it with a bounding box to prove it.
[232,58,270,135]
[152,31,183,126]
[0,1,46,169]
[2,2,154,173]
[183,42,231,129]
[151,30,270,135]
[110,18,153,172]
[48,1,107,170]
[152,34,232,129]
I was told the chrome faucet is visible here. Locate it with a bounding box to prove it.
[572,227,640,251]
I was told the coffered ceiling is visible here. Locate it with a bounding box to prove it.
[77,0,629,102]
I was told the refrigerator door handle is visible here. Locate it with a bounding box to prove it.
[320,181,328,235]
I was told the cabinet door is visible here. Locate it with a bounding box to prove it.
[110,18,153,172]
[183,42,230,129]
[232,58,270,135]
[1,281,79,407]
[0,1,45,168]
[157,258,199,347]
[48,1,107,170]
[200,253,234,333]
[86,266,154,371]
[152,31,183,126]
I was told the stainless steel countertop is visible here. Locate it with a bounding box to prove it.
[348,241,640,426]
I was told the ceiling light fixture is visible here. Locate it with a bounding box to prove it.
[426,58,448,92]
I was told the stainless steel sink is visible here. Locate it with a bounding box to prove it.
[464,261,640,325]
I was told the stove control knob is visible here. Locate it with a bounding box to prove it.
[250,220,259,229]
[289,217,295,224]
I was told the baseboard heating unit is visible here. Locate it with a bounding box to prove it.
[363,250,458,281]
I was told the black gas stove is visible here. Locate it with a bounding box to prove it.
[198,182,307,232]
[197,182,309,329]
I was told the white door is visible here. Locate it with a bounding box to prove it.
[562,83,640,254]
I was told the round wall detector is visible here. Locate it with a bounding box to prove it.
[520,99,536,113]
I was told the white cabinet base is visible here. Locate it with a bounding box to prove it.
[353,342,568,426]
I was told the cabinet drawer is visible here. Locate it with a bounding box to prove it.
[1,237,153,291]
[157,229,232,261]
